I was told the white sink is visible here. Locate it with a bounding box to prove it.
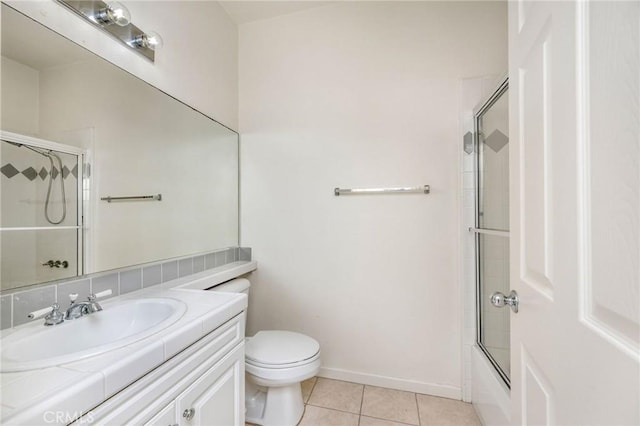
[0,298,187,372]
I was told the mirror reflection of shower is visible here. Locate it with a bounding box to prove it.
[1,133,84,290]
[5,141,67,224]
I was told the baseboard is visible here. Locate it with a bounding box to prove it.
[318,367,462,400]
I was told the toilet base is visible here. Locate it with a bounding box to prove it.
[245,378,304,426]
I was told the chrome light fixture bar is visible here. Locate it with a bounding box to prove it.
[56,0,161,62]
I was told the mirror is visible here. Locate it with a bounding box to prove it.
[0,4,239,292]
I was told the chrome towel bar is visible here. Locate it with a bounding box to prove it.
[468,227,509,237]
[100,194,162,203]
[334,185,430,196]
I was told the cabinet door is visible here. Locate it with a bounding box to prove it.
[144,402,177,426]
[177,344,244,426]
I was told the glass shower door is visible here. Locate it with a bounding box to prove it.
[0,134,84,290]
[474,79,511,386]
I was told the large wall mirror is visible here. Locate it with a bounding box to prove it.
[0,4,239,292]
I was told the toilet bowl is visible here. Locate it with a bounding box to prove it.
[210,278,321,426]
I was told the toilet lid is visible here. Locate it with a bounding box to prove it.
[245,330,320,366]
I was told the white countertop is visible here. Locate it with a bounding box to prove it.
[0,260,257,425]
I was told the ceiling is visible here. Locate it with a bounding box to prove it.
[218,1,332,24]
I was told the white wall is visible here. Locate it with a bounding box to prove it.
[5,0,239,130]
[0,57,40,135]
[240,2,507,397]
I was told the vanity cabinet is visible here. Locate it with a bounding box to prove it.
[175,346,243,426]
[142,345,243,426]
[145,402,176,426]
[76,313,245,426]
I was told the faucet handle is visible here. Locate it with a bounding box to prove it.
[69,293,79,303]
[44,303,65,326]
[27,303,64,326]
[91,289,113,299]
[27,305,56,320]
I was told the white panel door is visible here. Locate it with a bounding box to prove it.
[509,0,639,424]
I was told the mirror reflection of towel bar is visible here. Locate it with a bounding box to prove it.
[100,194,162,203]
[334,185,430,196]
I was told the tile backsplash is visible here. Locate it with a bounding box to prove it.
[0,247,251,330]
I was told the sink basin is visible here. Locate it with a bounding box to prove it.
[0,298,186,372]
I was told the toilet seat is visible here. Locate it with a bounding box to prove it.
[246,330,320,367]
[246,351,321,369]
[246,354,321,387]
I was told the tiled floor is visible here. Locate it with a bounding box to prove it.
[248,377,482,426]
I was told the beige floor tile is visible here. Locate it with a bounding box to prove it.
[416,394,481,426]
[361,386,420,425]
[307,378,363,413]
[298,405,359,426]
[359,415,413,426]
[301,377,318,403]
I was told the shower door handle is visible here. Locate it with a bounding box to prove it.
[490,290,519,313]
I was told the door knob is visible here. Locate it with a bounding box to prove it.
[490,290,519,313]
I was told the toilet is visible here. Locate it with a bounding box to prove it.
[210,278,321,426]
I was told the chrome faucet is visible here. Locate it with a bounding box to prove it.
[65,294,104,320]
[27,289,113,325]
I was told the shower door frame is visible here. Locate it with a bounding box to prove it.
[0,130,87,280]
[472,76,511,388]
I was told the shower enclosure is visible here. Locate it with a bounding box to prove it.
[473,78,510,386]
[0,132,84,290]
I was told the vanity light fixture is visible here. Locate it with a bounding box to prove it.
[56,0,161,62]
[92,1,130,26]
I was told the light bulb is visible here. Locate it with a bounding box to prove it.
[144,31,163,50]
[130,31,164,51]
[94,1,130,26]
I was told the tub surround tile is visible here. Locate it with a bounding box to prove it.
[142,264,162,288]
[119,269,142,294]
[361,386,419,425]
[91,273,119,299]
[299,405,359,426]
[12,285,56,327]
[307,378,363,414]
[1,295,12,329]
[193,255,205,273]
[416,394,481,426]
[214,251,226,267]
[162,261,178,282]
[178,258,193,278]
[239,247,252,261]
[0,247,252,331]
[205,253,216,269]
[227,247,239,263]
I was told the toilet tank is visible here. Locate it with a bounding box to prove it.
[209,277,250,295]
